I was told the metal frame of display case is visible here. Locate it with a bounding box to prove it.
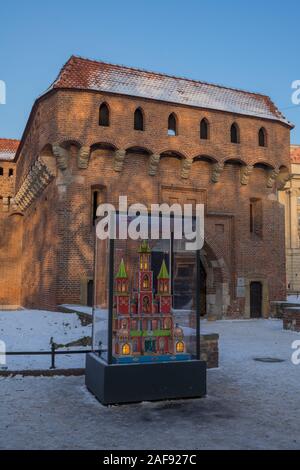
[86,214,206,405]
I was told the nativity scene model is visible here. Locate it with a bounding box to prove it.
[86,227,206,405]
[113,241,190,364]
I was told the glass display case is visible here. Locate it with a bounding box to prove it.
[86,214,206,405]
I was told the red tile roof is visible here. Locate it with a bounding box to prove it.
[48,56,291,126]
[0,138,20,161]
[291,145,300,163]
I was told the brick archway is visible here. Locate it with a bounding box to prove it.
[200,235,230,318]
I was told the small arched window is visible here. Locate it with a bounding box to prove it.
[99,103,109,127]
[143,274,149,289]
[134,108,144,131]
[200,118,209,140]
[0,167,3,176]
[176,341,185,353]
[142,295,150,313]
[122,343,131,356]
[258,127,267,147]
[9,168,14,177]
[231,123,240,144]
[168,113,177,136]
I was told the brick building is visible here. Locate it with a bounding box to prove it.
[0,139,20,309]
[0,56,293,316]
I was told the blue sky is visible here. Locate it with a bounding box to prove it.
[0,0,299,142]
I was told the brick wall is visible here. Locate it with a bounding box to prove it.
[9,87,291,314]
[0,160,20,307]
[0,212,22,308]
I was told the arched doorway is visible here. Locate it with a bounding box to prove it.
[250,281,262,318]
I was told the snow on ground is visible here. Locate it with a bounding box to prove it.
[0,309,92,370]
[287,294,300,304]
[1,307,299,372]
[1,318,300,449]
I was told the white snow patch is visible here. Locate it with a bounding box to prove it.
[0,309,92,370]
[287,295,300,304]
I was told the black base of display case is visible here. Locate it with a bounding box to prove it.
[85,353,207,405]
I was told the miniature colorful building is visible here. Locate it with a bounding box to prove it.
[113,241,191,363]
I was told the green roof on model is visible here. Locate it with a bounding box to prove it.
[115,259,128,278]
[158,259,170,279]
[138,240,151,253]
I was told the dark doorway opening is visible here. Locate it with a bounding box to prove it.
[87,280,94,307]
[250,281,262,318]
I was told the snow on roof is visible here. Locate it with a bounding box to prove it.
[48,56,291,126]
[291,145,300,163]
[0,138,19,161]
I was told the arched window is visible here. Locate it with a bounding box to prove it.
[143,274,149,289]
[0,167,3,176]
[122,343,131,356]
[99,103,109,127]
[200,118,209,140]
[230,123,240,144]
[134,108,144,131]
[9,168,14,177]
[250,197,263,238]
[176,341,185,353]
[168,113,177,136]
[258,127,267,147]
[142,295,150,313]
